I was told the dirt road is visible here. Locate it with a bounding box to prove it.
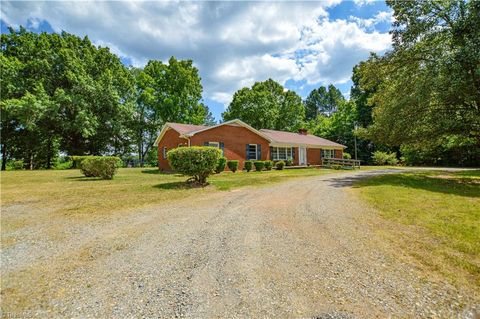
[2,170,478,318]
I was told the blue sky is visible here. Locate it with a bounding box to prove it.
[1,1,393,121]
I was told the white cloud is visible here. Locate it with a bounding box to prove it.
[1,0,391,107]
[353,0,376,7]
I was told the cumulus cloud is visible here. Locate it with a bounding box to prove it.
[1,1,391,106]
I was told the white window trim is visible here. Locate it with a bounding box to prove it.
[208,141,220,148]
[248,144,258,160]
[163,147,167,159]
[271,146,293,161]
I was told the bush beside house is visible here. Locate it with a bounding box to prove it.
[244,161,253,172]
[167,146,222,185]
[216,157,227,173]
[276,160,285,170]
[264,160,273,171]
[254,161,265,171]
[227,160,239,172]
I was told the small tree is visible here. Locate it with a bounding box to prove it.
[167,146,221,185]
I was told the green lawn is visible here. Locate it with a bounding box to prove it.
[354,170,480,290]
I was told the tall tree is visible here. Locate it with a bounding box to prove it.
[222,79,305,131]
[1,27,135,169]
[304,84,344,120]
[360,1,480,165]
[133,57,209,166]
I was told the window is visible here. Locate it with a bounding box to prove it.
[321,149,335,158]
[163,147,167,159]
[205,141,224,155]
[271,147,293,160]
[248,144,258,160]
[207,142,219,148]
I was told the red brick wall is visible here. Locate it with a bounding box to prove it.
[190,124,270,170]
[157,128,189,170]
[307,148,321,165]
[335,149,343,159]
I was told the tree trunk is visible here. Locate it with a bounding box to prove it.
[1,144,6,171]
[46,139,52,169]
[29,153,34,170]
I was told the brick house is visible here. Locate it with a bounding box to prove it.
[156,119,345,170]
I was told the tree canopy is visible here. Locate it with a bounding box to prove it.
[304,84,344,120]
[1,28,212,169]
[356,0,479,165]
[222,79,305,131]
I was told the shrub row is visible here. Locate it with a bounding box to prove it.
[80,156,121,179]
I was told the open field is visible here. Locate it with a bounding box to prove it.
[353,170,480,291]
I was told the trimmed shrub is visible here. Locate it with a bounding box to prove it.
[286,158,293,166]
[264,160,273,171]
[372,151,398,165]
[244,160,253,172]
[80,156,121,179]
[167,146,221,185]
[227,160,239,172]
[253,161,265,171]
[215,157,227,173]
[276,160,285,170]
[343,152,352,159]
[70,156,90,168]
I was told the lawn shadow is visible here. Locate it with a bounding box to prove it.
[350,172,480,198]
[325,169,401,188]
[153,181,207,190]
[141,169,180,176]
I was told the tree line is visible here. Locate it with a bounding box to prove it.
[1,27,214,170]
[224,0,479,166]
[1,0,478,169]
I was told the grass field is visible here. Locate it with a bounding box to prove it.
[1,166,350,218]
[354,170,480,291]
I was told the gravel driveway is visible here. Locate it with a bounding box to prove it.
[2,169,479,318]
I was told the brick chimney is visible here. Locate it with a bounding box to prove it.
[298,128,308,135]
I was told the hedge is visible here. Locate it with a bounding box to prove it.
[253,161,265,171]
[276,160,285,170]
[216,157,227,173]
[227,160,239,172]
[167,146,222,185]
[80,156,121,179]
[244,160,253,172]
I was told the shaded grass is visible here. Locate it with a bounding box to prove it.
[354,170,480,291]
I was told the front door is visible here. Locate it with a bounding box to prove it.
[299,147,307,165]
